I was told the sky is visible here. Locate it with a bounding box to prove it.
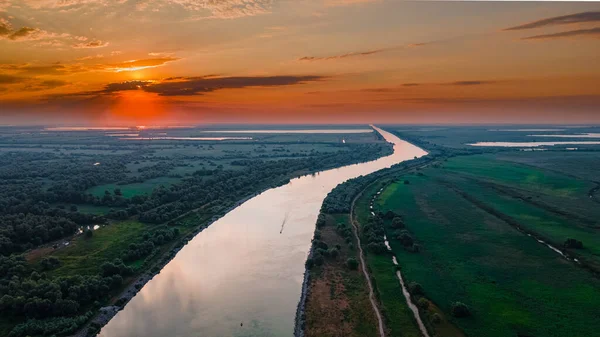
[0,0,599,126]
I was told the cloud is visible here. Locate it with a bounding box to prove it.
[172,0,273,18]
[298,48,387,62]
[504,11,600,31]
[0,17,95,46]
[446,80,494,86]
[0,74,69,94]
[298,42,429,62]
[325,0,379,6]
[104,57,179,72]
[0,57,179,76]
[522,27,600,40]
[64,75,326,97]
[73,39,109,48]
[402,83,420,87]
[0,74,22,84]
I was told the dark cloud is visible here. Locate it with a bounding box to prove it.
[8,27,38,40]
[522,27,600,40]
[62,75,326,98]
[446,81,494,86]
[504,11,600,31]
[402,83,420,87]
[0,19,11,36]
[103,80,153,92]
[0,74,22,84]
[143,75,325,96]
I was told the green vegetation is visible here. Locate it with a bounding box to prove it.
[367,155,600,337]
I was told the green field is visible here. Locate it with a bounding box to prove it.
[366,155,600,337]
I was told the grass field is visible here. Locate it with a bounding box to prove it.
[365,155,600,337]
[354,181,433,337]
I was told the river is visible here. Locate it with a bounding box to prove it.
[98,126,427,337]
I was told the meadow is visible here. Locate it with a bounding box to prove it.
[365,154,600,337]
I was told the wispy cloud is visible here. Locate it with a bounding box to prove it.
[105,57,179,72]
[298,48,387,62]
[0,57,180,76]
[522,27,600,40]
[504,11,600,31]
[298,42,429,62]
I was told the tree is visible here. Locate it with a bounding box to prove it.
[84,229,93,239]
[114,188,122,196]
[391,217,405,229]
[451,302,471,317]
[417,297,429,310]
[346,257,358,270]
[40,256,61,271]
[431,313,442,324]
[70,205,78,212]
[314,254,324,266]
[305,258,314,269]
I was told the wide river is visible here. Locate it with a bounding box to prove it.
[99,126,427,337]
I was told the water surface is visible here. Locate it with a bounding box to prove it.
[469,141,600,147]
[199,129,373,134]
[99,126,426,337]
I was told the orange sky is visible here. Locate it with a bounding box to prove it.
[0,1,599,125]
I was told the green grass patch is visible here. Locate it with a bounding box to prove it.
[372,174,600,337]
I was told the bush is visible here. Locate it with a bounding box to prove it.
[431,313,442,324]
[305,258,314,269]
[564,238,583,249]
[391,217,405,229]
[346,257,359,270]
[408,282,424,296]
[328,248,339,259]
[451,302,471,318]
[417,298,429,310]
[314,255,324,266]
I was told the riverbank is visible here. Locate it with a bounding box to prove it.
[298,151,434,337]
[72,137,397,337]
[69,188,267,337]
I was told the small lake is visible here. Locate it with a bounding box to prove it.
[199,129,374,134]
[469,141,600,147]
[98,126,426,337]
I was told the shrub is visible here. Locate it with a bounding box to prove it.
[329,248,339,259]
[431,313,442,324]
[417,298,429,310]
[346,257,359,270]
[451,302,471,318]
[564,238,583,249]
[305,258,314,269]
[408,282,424,296]
[391,217,405,229]
[314,255,324,266]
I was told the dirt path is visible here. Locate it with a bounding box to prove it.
[350,190,386,337]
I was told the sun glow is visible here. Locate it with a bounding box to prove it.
[105,90,168,126]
